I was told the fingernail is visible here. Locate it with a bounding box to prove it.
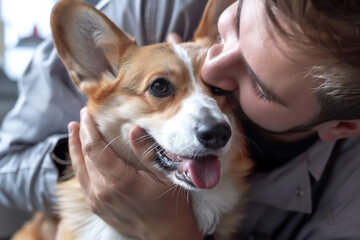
[130,125,147,145]
[166,33,182,44]
[68,122,74,136]
[80,108,87,120]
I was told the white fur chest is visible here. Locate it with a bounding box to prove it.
[61,174,241,240]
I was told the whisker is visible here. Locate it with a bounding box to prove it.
[176,187,182,217]
[230,132,256,177]
[171,185,179,198]
[126,143,133,176]
[175,146,188,158]
[193,192,205,212]
[131,133,154,170]
[96,134,123,162]
[233,131,262,156]
[156,177,173,182]
[187,189,191,204]
[136,142,159,169]
[134,134,153,144]
[155,184,177,200]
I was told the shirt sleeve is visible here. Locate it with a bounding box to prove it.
[0,0,207,212]
[0,38,86,212]
[98,0,208,45]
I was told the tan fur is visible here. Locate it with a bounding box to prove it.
[11,212,58,240]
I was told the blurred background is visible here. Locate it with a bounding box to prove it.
[0,1,99,239]
[0,0,56,124]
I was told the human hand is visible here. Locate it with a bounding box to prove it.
[67,108,203,240]
[166,32,183,43]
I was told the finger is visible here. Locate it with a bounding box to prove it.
[166,32,183,44]
[79,108,133,178]
[129,125,155,166]
[55,220,62,240]
[68,121,90,190]
[129,125,169,182]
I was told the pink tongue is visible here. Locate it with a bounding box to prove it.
[180,156,221,189]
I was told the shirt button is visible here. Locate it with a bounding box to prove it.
[296,187,305,197]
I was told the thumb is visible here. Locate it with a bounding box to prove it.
[129,125,169,183]
[129,125,153,162]
[166,32,183,44]
[129,125,157,168]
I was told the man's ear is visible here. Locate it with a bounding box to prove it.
[317,120,360,141]
[50,0,136,95]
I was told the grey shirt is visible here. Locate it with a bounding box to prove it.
[239,136,360,239]
[0,0,359,239]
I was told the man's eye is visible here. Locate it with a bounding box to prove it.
[148,78,175,98]
[253,82,271,102]
[216,34,222,44]
[208,85,229,96]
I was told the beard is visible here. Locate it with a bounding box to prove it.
[226,92,320,136]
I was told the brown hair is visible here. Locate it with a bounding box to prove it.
[264,0,360,123]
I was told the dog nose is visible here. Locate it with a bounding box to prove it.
[196,120,231,149]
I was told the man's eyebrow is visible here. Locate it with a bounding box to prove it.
[236,0,243,37]
[244,61,288,107]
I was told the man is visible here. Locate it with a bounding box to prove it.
[1,0,359,239]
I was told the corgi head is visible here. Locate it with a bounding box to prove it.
[51,0,244,190]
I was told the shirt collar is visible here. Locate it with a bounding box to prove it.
[248,139,336,214]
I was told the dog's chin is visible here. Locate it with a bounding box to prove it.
[154,146,221,191]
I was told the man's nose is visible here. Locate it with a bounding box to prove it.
[201,43,242,91]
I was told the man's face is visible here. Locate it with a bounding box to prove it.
[201,0,322,135]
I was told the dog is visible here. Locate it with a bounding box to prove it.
[12,0,252,239]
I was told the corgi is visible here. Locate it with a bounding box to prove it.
[13,0,252,239]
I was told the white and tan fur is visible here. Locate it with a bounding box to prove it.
[12,0,252,239]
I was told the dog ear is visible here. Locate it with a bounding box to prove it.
[193,0,237,47]
[51,0,136,94]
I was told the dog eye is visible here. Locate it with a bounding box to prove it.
[148,78,175,98]
[208,85,229,96]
